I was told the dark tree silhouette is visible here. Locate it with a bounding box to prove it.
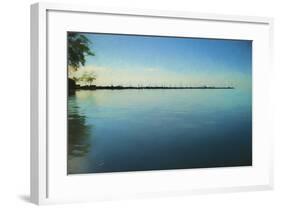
[68,32,95,90]
[68,32,95,71]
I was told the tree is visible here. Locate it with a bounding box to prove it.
[68,32,95,89]
[76,71,96,86]
[68,32,95,71]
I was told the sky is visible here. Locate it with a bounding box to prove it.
[70,32,252,89]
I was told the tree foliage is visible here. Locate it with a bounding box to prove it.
[68,32,95,70]
[73,70,96,86]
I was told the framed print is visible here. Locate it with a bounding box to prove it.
[30,2,274,205]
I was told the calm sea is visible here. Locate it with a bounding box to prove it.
[67,89,252,174]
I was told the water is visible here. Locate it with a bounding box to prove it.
[67,89,252,174]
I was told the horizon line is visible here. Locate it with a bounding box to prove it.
[72,84,235,90]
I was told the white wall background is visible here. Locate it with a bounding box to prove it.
[0,0,280,207]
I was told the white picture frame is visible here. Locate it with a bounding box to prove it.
[30,2,274,205]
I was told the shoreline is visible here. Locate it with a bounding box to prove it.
[71,86,235,90]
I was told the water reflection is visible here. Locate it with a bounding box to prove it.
[67,89,252,174]
[67,92,93,174]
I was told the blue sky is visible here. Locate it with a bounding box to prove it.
[71,32,252,89]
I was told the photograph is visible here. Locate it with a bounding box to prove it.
[67,32,252,174]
